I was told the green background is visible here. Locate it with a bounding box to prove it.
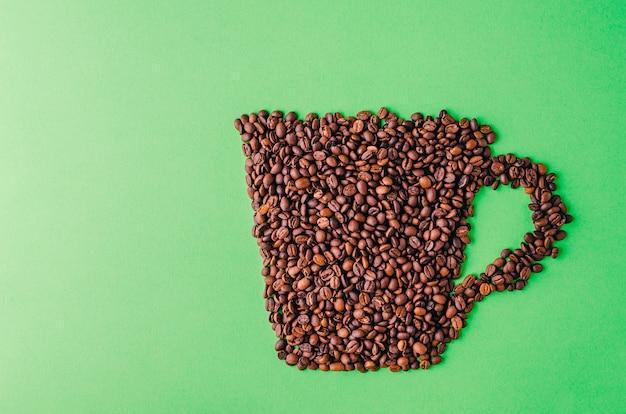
[1,1,624,413]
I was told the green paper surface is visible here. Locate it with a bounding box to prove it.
[1,1,625,413]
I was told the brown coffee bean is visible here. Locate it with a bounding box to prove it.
[423,120,437,131]
[315,229,325,243]
[343,184,357,196]
[329,362,345,371]
[275,122,286,138]
[353,119,365,133]
[491,162,505,175]
[395,294,408,305]
[375,185,390,195]
[356,110,371,120]
[450,146,463,156]
[313,254,326,266]
[413,342,427,355]
[419,176,432,189]
[433,294,447,305]
[445,306,457,318]
[337,327,349,339]
[295,177,310,189]
[397,356,409,367]
[451,316,463,330]
[326,174,338,188]
[320,287,332,300]
[454,296,466,310]
[296,278,310,290]
[462,274,476,288]
[520,266,531,280]
[317,217,330,229]
[425,188,437,203]
[285,353,298,365]
[275,339,287,351]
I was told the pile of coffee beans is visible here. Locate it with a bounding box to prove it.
[234,108,570,372]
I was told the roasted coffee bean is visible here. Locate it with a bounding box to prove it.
[329,362,345,371]
[295,177,310,189]
[275,339,287,351]
[285,353,298,366]
[343,184,357,196]
[479,283,492,296]
[317,217,330,229]
[419,176,432,189]
[454,296,467,311]
[235,108,569,372]
[375,185,390,195]
[433,294,447,305]
[413,342,427,355]
[451,316,463,330]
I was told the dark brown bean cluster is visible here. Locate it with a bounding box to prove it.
[234,108,570,372]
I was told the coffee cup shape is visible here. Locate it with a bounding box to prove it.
[234,109,570,372]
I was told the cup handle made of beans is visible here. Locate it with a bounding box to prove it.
[474,154,570,297]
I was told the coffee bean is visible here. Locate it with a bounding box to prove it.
[317,217,330,229]
[235,109,570,371]
[320,287,332,300]
[329,362,345,371]
[313,253,326,266]
[454,296,466,311]
[491,162,505,175]
[425,188,437,203]
[275,122,286,138]
[295,177,310,189]
[433,294,447,305]
[353,119,365,133]
[337,327,349,339]
[343,184,357,196]
[419,176,432,189]
[315,229,325,243]
[296,278,310,290]
[445,306,457,318]
[275,339,287,351]
[286,353,298,365]
[413,342,427,355]
[462,274,476,288]
[397,356,409,367]
[375,185,390,195]
[395,294,408,305]
[451,316,463,330]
